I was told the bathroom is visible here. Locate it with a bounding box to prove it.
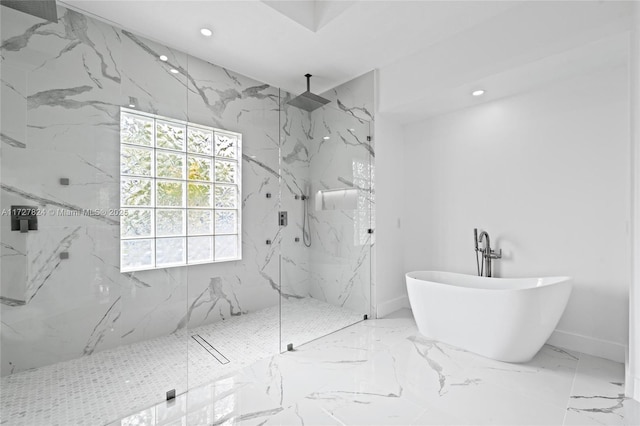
[0,0,639,425]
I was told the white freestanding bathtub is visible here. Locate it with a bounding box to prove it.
[406,271,572,363]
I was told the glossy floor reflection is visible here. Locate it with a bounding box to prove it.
[0,298,362,426]
[112,309,640,426]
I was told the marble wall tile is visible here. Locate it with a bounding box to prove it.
[279,98,313,300]
[121,30,188,121]
[305,104,373,316]
[320,71,375,123]
[278,75,375,344]
[0,5,280,376]
[0,3,376,381]
[0,63,28,150]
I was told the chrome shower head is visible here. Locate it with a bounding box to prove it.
[1,0,58,22]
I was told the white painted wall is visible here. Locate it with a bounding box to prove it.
[374,72,408,318]
[374,114,407,317]
[629,1,640,401]
[402,66,631,362]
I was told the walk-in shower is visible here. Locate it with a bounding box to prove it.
[0,5,373,424]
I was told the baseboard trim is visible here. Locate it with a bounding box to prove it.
[631,377,640,402]
[377,295,410,318]
[547,329,626,363]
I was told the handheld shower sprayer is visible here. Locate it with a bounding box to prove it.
[302,189,311,247]
[474,228,478,250]
[474,228,481,276]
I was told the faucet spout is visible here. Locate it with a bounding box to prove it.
[478,231,489,249]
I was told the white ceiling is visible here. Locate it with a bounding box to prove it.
[59,0,517,93]
[59,0,633,123]
[378,1,633,123]
[260,1,359,32]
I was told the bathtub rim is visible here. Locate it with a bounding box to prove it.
[406,270,572,292]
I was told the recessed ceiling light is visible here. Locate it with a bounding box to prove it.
[128,104,135,108]
[472,90,485,97]
[159,55,168,62]
[170,69,179,74]
[200,28,212,37]
[323,136,330,140]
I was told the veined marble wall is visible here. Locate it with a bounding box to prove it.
[306,73,375,316]
[321,72,375,124]
[0,4,375,377]
[278,77,375,347]
[0,5,304,376]
[279,73,376,316]
[278,92,313,301]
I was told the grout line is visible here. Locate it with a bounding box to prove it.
[562,351,582,425]
[319,405,348,426]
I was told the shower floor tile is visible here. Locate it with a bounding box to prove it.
[0,297,363,426]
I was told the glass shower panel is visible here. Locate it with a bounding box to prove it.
[184,58,282,397]
[279,99,372,352]
[0,7,190,424]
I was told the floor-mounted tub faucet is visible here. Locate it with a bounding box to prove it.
[474,229,502,277]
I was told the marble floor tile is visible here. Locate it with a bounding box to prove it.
[237,350,362,409]
[299,334,569,425]
[6,307,640,426]
[113,381,284,426]
[410,405,468,426]
[312,388,427,426]
[419,379,567,426]
[564,354,640,426]
[0,297,363,426]
[258,399,343,426]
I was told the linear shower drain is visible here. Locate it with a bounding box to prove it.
[191,334,230,365]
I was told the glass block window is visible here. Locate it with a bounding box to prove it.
[353,159,372,246]
[120,108,241,272]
